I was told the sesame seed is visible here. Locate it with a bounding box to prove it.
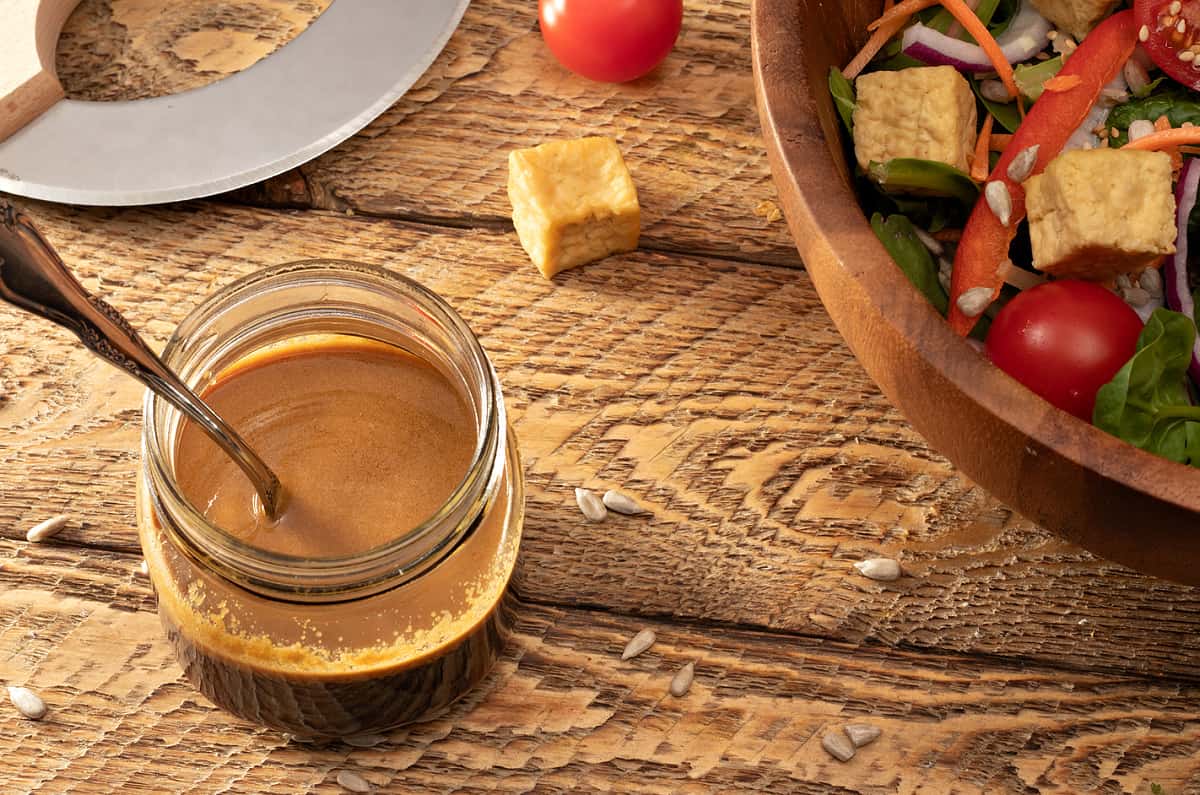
[1179,18,1188,33]
[1140,24,1151,41]
[1180,49,1195,61]
[1047,30,1058,40]
[1171,1,1182,15]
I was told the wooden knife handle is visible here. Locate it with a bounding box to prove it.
[0,0,83,143]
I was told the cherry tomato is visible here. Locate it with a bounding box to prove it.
[1134,0,1200,90]
[538,0,683,83]
[985,280,1144,420]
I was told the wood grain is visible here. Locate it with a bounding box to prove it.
[4,200,1200,688]
[56,0,330,101]
[1,540,1198,794]
[52,0,798,266]
[753,0,1200,587]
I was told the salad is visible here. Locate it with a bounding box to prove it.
[830,0,1200,466]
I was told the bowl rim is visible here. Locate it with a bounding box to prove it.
[750,0,1200,517]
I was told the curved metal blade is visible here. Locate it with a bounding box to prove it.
[0,0,470,206]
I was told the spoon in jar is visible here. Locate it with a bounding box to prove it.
[0,201,283,517]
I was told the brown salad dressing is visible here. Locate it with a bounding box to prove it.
[137,336,522,736]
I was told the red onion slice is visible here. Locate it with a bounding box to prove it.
[901,1,1052,73]
[1166,157,1200,384]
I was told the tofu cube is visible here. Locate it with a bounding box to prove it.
[507,137,640,278]
[1025,148,1176,281]
[1028,0,1119,40]
[852,66,977,174]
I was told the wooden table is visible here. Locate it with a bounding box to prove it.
[2,2,1199,792]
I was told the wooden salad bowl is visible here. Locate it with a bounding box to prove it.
[752,0,1200,582]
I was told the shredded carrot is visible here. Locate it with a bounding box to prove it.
[1127,116,1185,170]
[971,115,993,181]
[941,0,1020,99]
[1154,116,1182,170]
[1120,127,1200,151]
[865,0,1019,98]
[844,15,912,78]
[989,132,1013,151]
[866,0,939,31]
[1041,74,1082,92]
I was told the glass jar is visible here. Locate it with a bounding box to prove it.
[136,260,524,738]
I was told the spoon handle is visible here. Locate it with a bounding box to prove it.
[0,201,282,516]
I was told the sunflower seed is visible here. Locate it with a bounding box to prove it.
[284,734,317,744]
[956,287,994,319]
[979,79,1011,104]
[1123,58,1151,95]
[1124,286,1151,307]
[912,226,944,256]
[337,770,372,793]
[25,515,68,543]
[1128,119,1156,142]
[984,181,1012,226]
[1139,268,1162,292]
[574,488,607,522]
[621,628,656,660]
[843,723,882,748]
[1005,145,1040,183]
[8,686,47,719]
[853,558,902,582]
[344,734,388,748]
[669,662,695,697]
[937,257,953,293]
[602,490,647,515]
[1116,273,1132,289]
[821,730,856,762]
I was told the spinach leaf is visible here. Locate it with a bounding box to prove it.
[870,213,949,314]
[873,52,929,71]
[914,4,959,34]
[1014,56,1063,102]
[976,0,1003,29]
[971,78,1022,133]
[867,158,981,204]
[985,0,1018,35]
[1108,86,1200,146]
[828,67,856,135]
[1094,308,1200,466]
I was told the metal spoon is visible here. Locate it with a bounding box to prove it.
[0,201,282,516]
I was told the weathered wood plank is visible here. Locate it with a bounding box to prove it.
[56,0,330,101]
[53,0,798,266]
[2,201,1199,686]
[0,545,1198,794]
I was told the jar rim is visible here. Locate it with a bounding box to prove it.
[142,259,506,602]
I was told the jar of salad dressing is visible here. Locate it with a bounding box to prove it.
[136,261,524,737]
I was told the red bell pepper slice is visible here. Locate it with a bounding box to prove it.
[947,10,1140,335]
